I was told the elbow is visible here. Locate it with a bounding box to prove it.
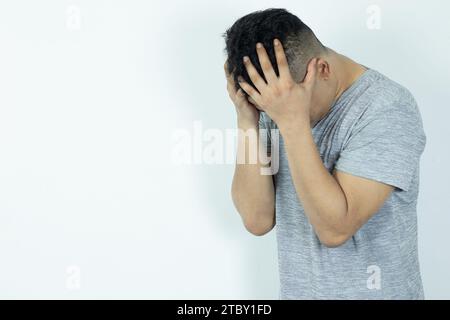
[317,231,350,248]
[244,221,274,236]
[243,216,275,236]
[231,190,275,237]
[314,211,354,248]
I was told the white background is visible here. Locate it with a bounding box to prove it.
[0,0,449,299]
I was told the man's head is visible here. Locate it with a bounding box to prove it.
[223,8,327,98]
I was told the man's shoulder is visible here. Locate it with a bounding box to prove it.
[364,69,419,115]
[347,69,426,146]
[339,69,421,132]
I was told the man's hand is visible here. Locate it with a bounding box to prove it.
[224,61,260,127]
[237,39,317,132]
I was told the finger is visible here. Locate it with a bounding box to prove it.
[224,60,234,82]
[273,38,292,80]
[303,58,318,87]
[235,88,248,103]
[238,75,262,105]
[242,56,267,93]
[256,43,278,84]
[224,60,229,76]
[235,89,256,110]
[248,96,258,106]
[227,80,237,97]
[225,61,241,97]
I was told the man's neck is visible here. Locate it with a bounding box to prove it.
[332,51,367,103]
[310,50,367,127]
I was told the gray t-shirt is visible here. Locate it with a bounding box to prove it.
[259,68,426,299]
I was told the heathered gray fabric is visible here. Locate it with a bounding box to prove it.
[259,68,426,300]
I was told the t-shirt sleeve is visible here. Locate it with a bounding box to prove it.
[334,103,426,192]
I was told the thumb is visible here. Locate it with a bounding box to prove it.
[303,58,318,86]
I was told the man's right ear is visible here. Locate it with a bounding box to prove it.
[316,58,331,80]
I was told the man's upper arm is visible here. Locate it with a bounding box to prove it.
[332,98,426,235]
[334,101,426,192]
[333,169,394,235]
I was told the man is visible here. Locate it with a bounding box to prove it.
[223,8,426,299]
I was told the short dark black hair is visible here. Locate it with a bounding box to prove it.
[223,8,325,95]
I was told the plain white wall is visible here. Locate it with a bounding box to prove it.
[0,0,448,299]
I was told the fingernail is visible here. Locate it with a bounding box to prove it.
[243,56,249,63]
[274,39,280,46]
[237,76,243,82]
[256,43,263,49]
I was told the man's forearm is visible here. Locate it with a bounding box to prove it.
[280,122,349,242]
[231,120,275,235]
